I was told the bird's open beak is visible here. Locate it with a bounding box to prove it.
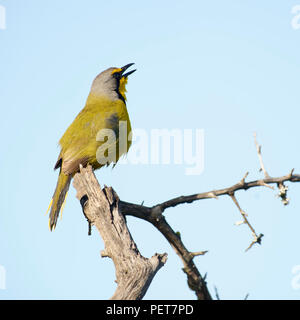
[121,63,136,78]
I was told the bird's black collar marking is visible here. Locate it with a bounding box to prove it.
[113,72,126,104]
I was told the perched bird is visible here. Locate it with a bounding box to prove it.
[48,63,136,230]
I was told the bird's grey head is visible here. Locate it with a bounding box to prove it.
[90,63,136,103]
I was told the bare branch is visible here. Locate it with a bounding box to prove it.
[190,251,208,257]
[240,171,249,185]
[245,233,264,252]
[254,132,270,178]
[119,168,300,297]
[149,172,300,213]
[119,201,212,300]
[229,193,263,251]
[73,165,167,300]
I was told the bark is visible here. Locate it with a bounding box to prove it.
[73,165,167,300]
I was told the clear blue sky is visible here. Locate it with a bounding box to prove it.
[1,0,300,300]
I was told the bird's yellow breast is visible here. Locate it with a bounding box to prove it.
[59,93,132,171]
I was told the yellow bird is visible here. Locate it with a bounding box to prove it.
[48,63,136,230]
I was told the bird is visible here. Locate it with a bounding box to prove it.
[47,63,136,231]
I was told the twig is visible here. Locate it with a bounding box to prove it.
[230,193,256,234]
[149,172,300,213]
[255,134,293,206]
[240,171,249,185]
[254,132,270,178]
[214,286,220,300]
[229,193,263,251]
[190,251,208,257]
[245,233,264,252]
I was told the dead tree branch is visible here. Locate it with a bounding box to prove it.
[118,171,300,298]
[118,136,300,298]
[119,200,212,300]
[254,132,270,178]
[147,172,300,212]
[230,193,263,251]
[70,135,300,300]
[119,171,300,225]
[73,165,167,300]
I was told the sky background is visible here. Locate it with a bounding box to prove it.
[0,0,300,300]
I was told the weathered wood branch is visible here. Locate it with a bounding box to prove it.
[254,132,270,178]
[118,169,300,299]
[73,165,167,300]
[119,201,212,300]
[144,170,300,213]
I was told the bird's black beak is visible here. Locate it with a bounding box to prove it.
[121,63,136,78]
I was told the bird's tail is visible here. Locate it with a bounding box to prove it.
[48,172,72,231]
